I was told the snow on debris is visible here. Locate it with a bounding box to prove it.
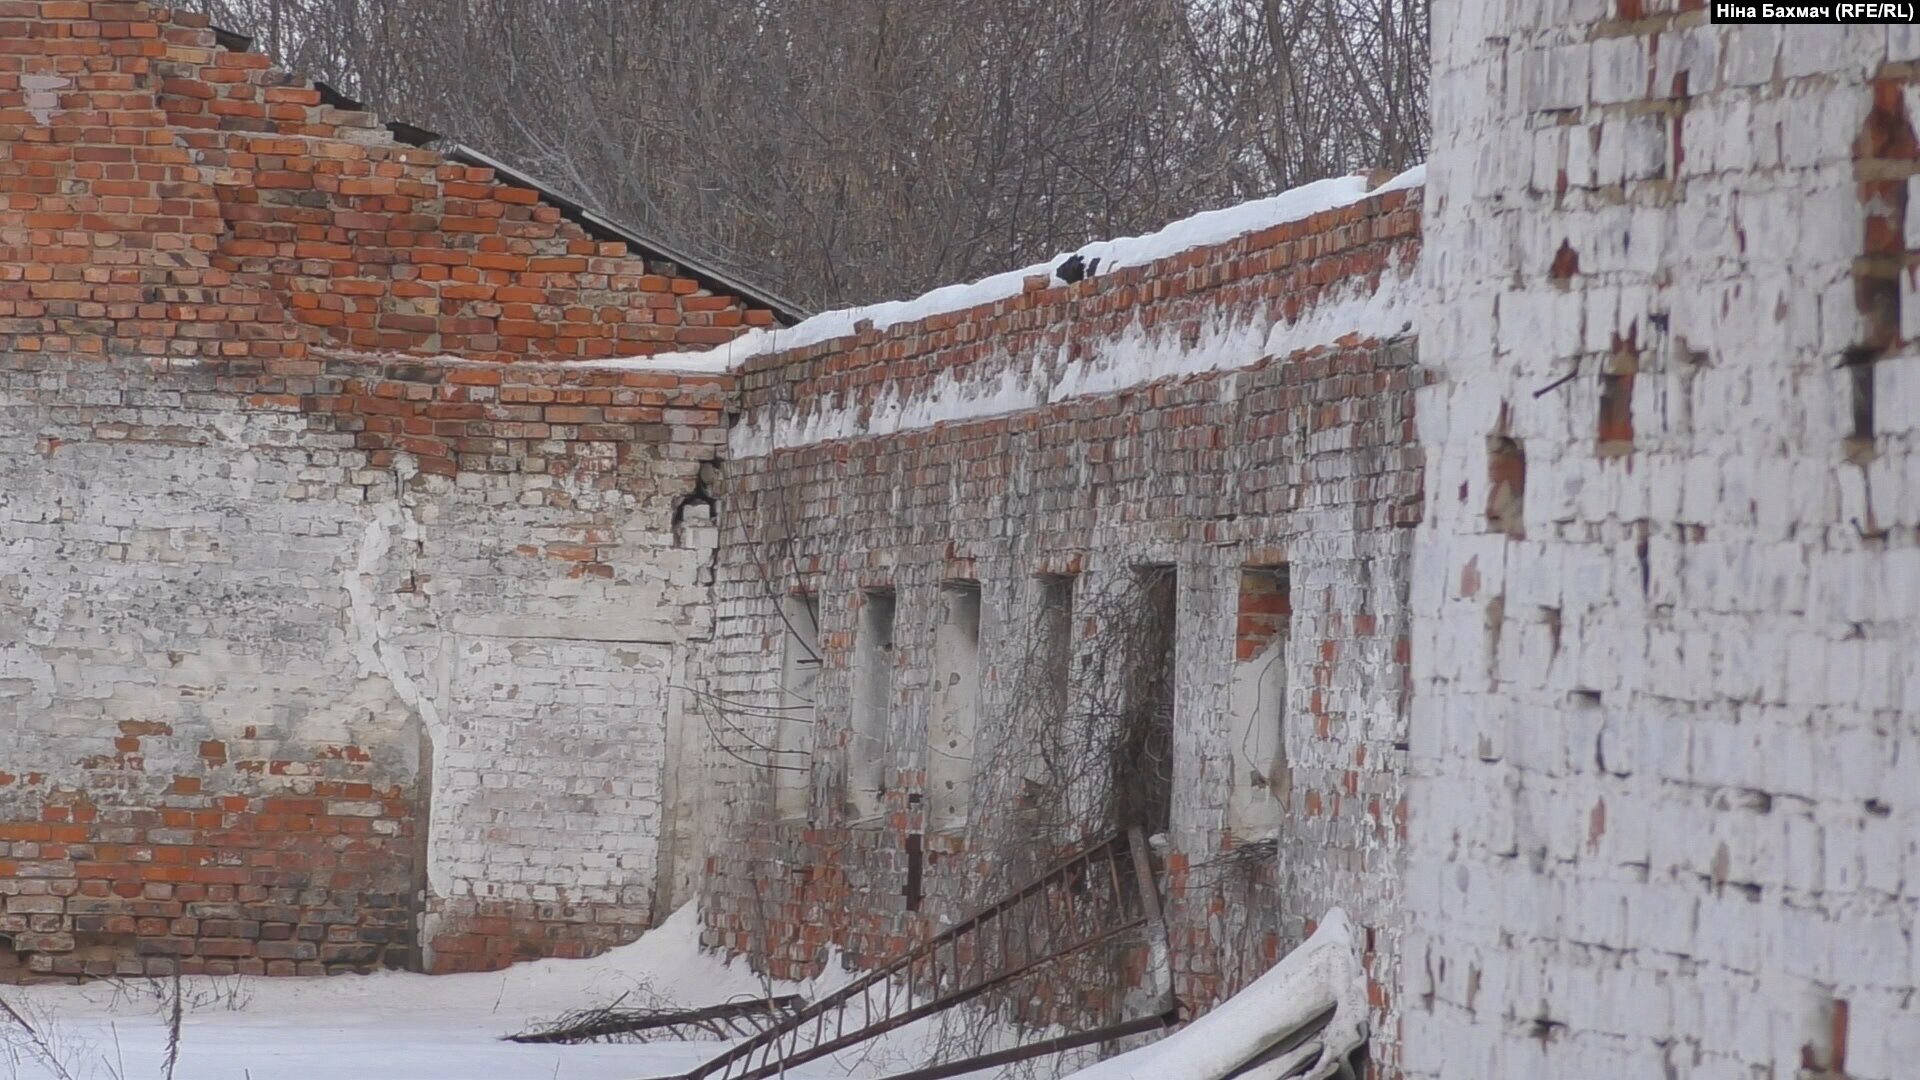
[1061,909,1368,1080]
[578,164,1425,375]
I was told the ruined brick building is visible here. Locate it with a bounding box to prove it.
[4,2,1918,1078]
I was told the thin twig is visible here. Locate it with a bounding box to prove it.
[0,992,79,1080]
[162,970,184,1080]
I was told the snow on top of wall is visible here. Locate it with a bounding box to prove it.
[1048,254,1416,403]
[1371,161,1426,194]
[727,249,1416,458]
[578,163,1425,375]
[1062,908,1368,1080]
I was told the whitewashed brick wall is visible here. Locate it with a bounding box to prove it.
[0,357,716,972]
[1411,4,1920,1075]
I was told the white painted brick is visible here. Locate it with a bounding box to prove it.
[1414,12,1920,1076]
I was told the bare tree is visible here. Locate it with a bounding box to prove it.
[1178,0,1428,192]
[182,0,1426,323]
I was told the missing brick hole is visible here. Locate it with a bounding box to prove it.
[1635,522,1652,597]
[1843,348,1877,460]
[672,468,718,542]
[1548,240,1580,284]
[1570,688,1603,708]
[1485,436,1527,538]
[1801,997,1850,1076]
[1598,373,1634,455]
[1484,596,1505,682]
[1849,251,1896,372]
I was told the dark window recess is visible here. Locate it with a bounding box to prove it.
[1119,565,1178,834]
[851,589,896,818]
[904,834,924,912]
[1039,575,1075,719]
[1845,347,1878,462]
[775,593,821,819]
[1018,573,1078,805]
[1229,565,1292,831]
[1597,373,1634,455]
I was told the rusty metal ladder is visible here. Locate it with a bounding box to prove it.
[674,828,1173,1080]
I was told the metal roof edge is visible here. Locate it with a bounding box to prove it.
[442,143,806,325]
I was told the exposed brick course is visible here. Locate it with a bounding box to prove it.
[0,778,413,978]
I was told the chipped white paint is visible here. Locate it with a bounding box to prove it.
[21,74,67,125]
[1,364,714,963]
[1408,12,1920,1079]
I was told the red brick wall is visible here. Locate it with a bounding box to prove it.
[297,356,726,484]
[1236,567,1291,662]
[703,187,1422,1070]
[1,1,776,366]
[1,762,414,978]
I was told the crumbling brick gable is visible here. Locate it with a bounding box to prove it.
[0,1,776,364]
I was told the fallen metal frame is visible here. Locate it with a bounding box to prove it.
[507,993,807,1045]
[881,997,1345,1080]
[874,1007,1179,1080]
[675,828,1171,1080]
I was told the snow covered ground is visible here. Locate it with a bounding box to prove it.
[2,904,1366,1080]
[0,906,972,1080]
